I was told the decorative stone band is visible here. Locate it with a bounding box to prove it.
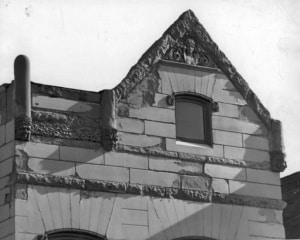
[15,172,286,210]
[116,144,271,171]
[15,115,32,141]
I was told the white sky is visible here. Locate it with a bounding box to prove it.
[0,0,299,177]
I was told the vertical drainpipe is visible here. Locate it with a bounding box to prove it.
[101,89,117,151]
[14,55,32,141]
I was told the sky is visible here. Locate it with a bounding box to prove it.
[0,0,299,177]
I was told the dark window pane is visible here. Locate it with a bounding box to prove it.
[175,100,205,141]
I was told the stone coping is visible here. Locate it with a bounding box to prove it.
[16,172,286,210]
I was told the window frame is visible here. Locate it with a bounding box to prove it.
[175,92,213,146]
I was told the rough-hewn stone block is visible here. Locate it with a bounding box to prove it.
[149,156,202,174]
[118,132,162,147]
[76,164,129,183]
[181,175,211,191]
[248,221,285,238]
[129,107,175,123]
[243,134,269,151]
[166,138,224,157]
[0,158,13,178]
[130,169,180,188]
[229,180,282,199]
[213,130,243,147]
[0,125,5,146]
[105,152,148,169]
[16,142,59,160]
[153,93,175,109]
[60,146,104,164]
[28,158,75,176]
[213,116,266,135]
[5,120,14,143]
[224,146,270,162]
[0,142,14,163]
[121,209,148,225]
[246,168,280,185]
[117,118,144,134]
[246,206,283,224]
[32,95,100,113]
[0,204,9,222]
[145,121,175,138]
[204,164,246,181]
[213,102,239,118]
[211,178,229,194]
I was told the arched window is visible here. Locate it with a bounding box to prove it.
[175,93,213,146]
[37,229,105,240]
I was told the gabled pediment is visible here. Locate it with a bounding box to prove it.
[114,10,270,128]
[113,10,286,172]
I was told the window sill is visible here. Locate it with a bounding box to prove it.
[175,140,212,149]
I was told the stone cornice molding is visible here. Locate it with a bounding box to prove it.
[16,172,286,210]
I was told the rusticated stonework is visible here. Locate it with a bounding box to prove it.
[15,115,32,141]
[31,110,102,143]
[16,172,286,210]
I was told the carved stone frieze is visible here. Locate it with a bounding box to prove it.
[31,110,102,143]
[15,115,32,141]
[164,36,218,68]
[16,172,286,210]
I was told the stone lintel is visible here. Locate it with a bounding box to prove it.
[16,172,286,210]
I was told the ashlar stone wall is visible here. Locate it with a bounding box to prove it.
[1,63,286,239]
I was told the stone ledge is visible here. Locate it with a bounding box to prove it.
[15,172,286,210]
[116,144,271,171]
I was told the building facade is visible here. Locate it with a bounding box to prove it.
[0,10,287,240]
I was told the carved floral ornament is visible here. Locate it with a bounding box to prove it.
[164,36,218,68]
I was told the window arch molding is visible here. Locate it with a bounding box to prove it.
[37,229,106,240]
[173,92,214,146]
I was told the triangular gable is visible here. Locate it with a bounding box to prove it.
[113,10,286,172]
[114,10,270,128]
